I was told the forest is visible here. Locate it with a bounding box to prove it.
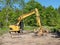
[0,0,60,30]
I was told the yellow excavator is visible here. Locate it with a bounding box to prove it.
[9,8,48,36]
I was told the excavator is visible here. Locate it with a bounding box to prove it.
[9,8,48,36]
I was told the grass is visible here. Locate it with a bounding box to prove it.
[24,26,53,31]
[24,26,60,32]
[24,26,38,31]
[0,27,9,36]
[0,26,59,36]
[0,26,36,36]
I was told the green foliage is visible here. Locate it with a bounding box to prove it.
[0,0,60,30]
[23,0,43,26]
[24,26,38,30]
[42,6,58,26]
[0,28,8,35]
[57,6,60,14]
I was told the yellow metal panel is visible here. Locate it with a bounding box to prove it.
[9,25,20,31]
[35,8,42,27]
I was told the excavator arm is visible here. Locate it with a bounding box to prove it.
[9,8,42,33]
[16,10,35,26]
[17,8,41,27]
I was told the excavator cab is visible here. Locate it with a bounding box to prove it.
[9,21,24,33]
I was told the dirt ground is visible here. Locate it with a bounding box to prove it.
[0,31,60,45]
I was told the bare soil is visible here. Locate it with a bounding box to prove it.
[0,31,60,45]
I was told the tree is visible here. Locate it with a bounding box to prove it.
[0,0,25,27]
[42,6,58,26]
[23,0,43,26]
[57,6,60,14]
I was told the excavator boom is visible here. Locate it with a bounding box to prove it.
[17,8,41,27]
[9,8,42,35]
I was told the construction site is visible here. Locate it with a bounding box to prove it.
[0,0,60,45]
[0,8,60,45]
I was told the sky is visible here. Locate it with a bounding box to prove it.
[25,0,60,8]
[0,0,60,9]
